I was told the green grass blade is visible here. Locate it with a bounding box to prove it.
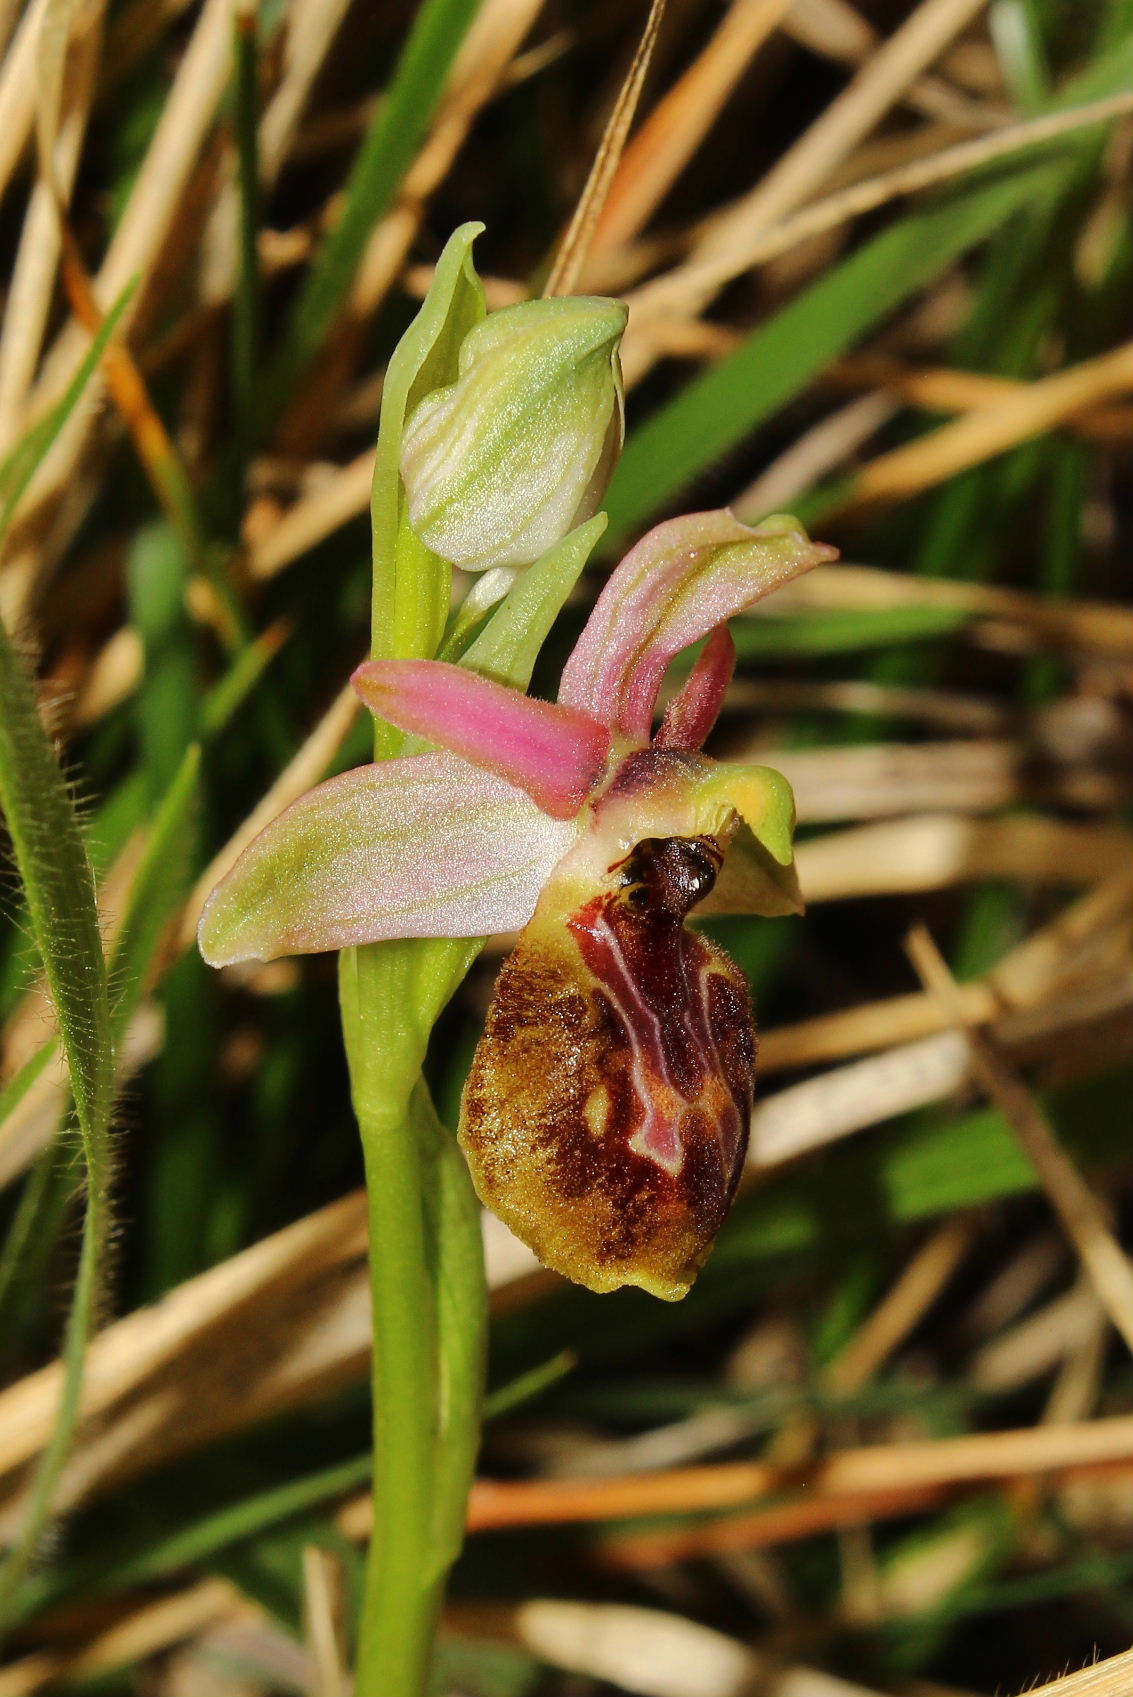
[605,40,1131,546]
[0,286,133,533]
[605,159,1065,545]
[128,523,201,803]
[108,745,201,1041]
[731,605,972,659]
[0,1145,76,1342]
[0,616,115,1619]
[0,299,132,1612]
[0,633,113,1211]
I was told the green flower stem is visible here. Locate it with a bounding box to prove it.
[340,943,442,1694]
[417,1080,487,1578]
[341,933,487,1695]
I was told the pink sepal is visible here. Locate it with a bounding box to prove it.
[560,509,837,742]
[654,623,736,752]
[352,659,610,820]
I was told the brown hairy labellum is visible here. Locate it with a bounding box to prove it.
[458,833,755,1300]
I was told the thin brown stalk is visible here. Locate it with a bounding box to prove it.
[543,0,667,297]
[586,0,791,266]
[597,1465,1130,1568]
[826,1218,977,1393]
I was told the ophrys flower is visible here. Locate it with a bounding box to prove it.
[200,508,836,1299]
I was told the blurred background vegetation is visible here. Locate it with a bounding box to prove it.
[0,0,1129,1692]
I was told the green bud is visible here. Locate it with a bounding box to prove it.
[400,295,627,572]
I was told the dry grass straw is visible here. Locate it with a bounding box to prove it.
[274,0,549,455]
[0,1578,257,1697]
[625,93,1133,376]
[825,1217,977,1395]
[782,0,1007,129]
[543,0,667,297]
[8,1579,1126,1697]
[301,1545,349,1697]
[0,0,103,453]
[827,352,1133,442]
[584,0,793,270]
[326,1415,1133,1539]
[2,927,1123,1523]
[621,0,998,380]
[906,925,1133,1354]
[828,341,1133,517]
[449,1598,891,1697]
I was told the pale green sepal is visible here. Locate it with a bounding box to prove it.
[371,223,486,675]
[198,752,579,966]
[461,513,607,690]
[401,296,626,572]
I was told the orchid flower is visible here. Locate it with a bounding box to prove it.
[200,507,836,1301]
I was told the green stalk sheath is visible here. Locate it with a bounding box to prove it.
[340,946,445,1694]
[417,1084,488,1578]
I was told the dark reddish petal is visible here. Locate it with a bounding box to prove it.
[655,622,736,752]
[459,833,755,1300]
[352,659,610,820]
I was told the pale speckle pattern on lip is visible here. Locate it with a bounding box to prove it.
[458,830,754,1301]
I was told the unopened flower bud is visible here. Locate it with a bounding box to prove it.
[400,296,627,572]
